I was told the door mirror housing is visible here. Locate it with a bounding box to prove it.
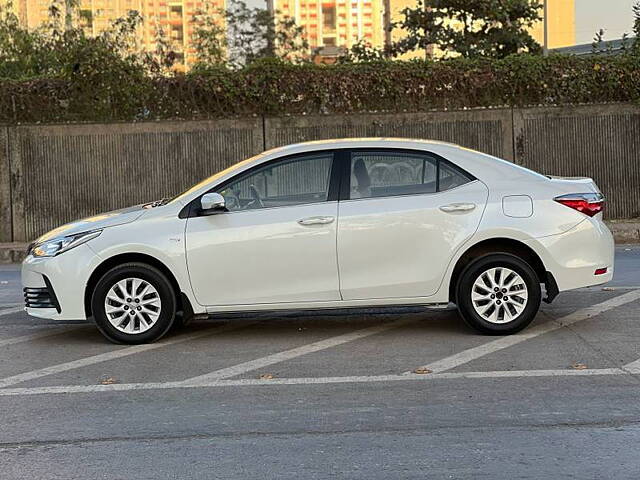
[200,192,226,214]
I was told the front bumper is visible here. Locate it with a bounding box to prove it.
[24,279,60,312]
[21,243,101,320]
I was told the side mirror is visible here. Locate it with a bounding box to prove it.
[200,192,226,214]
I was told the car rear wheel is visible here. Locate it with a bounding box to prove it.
[91,263,176,344]
[456,254,541,335]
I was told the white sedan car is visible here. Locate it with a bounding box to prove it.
[22,138,614,344]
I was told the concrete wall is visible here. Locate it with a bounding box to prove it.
[4,119,263,242]
[265,109,513,160]
[1,103,638,242]
[0,127,11,243]
[513,104,640,220]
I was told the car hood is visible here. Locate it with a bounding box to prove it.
[35,204,148,243]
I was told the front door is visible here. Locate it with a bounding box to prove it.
[337,149,489,300]
[186,151,341,306]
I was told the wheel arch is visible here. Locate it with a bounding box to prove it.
[84,252,193,318]
[448,237,551,303]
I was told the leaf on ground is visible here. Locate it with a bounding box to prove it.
[259,373,274,380]
[100,376,118,385]
[413,367,432,375]
[571,363,588,370]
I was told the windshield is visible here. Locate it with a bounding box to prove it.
[167,152,267,205]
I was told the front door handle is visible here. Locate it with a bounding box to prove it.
[298,216,335,226]
[439,203,476,213]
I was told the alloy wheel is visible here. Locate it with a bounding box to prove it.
[104,277,162,334]
[471,267,529,324]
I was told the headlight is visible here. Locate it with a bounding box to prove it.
[31,230,102,257]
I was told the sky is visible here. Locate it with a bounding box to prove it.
[575,0,637,44]
[247,0,637,46]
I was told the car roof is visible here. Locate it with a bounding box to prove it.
[262,138,459,157]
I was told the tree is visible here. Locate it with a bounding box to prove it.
[0,0,150,78]
[393,0,543,59]
[0,1,46,78]
[339,39,390,63]
[149,17,180,74]
[632,1,640,54]
[191,0,309,70]
[591,28,607,54]
[45,0,81,33]
[191,3,227,67]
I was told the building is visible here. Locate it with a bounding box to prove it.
[269,0,385,61]
[270,0,575,60]
[530,0,575,49]
[6,0,575,65]
[3,0,226,70]
[552,37,634,56]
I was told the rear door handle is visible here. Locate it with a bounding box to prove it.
[439,203,476,213]
[298,216,335,226]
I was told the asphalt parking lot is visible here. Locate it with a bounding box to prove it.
[1,246,640,479]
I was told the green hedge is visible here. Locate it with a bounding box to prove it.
[1,54,639,124]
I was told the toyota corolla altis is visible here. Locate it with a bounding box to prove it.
[22,139,614,343]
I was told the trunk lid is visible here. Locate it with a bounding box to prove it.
[546,176,602,195]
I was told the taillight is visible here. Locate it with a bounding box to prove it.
[554,193,604,217]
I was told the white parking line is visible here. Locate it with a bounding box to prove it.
[181,318,415,386]
[0,321,256,389]
[405,289,640,374]
[0,367,629,397]
[0,307,25,317]
[0,302,24,308]
[0,327,85,348]
[599,286,640,290]
[622,358,640,374]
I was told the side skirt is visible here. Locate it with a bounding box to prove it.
[204,302,455,320]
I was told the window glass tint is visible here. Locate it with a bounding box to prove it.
[439,162,472,191]
[350,152,437,199]
[217,153,333,212]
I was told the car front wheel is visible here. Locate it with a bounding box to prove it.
[91,263,176,344]
[456,254,541,335]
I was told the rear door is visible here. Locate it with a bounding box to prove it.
[337,149,489,300]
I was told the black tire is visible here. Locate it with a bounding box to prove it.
[91,262,176,344]
[456,253,541,335]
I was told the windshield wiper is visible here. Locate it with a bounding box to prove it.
[147,197,171,208]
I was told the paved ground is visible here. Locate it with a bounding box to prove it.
[1,246,640,479]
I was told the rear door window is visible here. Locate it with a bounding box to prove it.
[438,161,474,191]
[348,150,473,200]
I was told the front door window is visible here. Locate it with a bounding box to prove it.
[217,153,333,211]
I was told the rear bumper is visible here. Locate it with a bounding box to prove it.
[526,216,614,292]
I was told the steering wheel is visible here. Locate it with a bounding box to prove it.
[248,184,264,209]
